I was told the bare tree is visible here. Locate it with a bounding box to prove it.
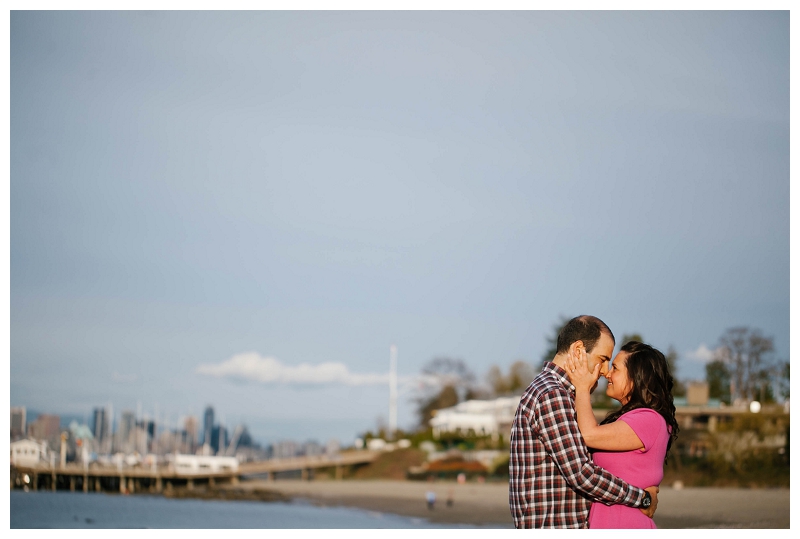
[414,357,477,428]
[487,361,535,396]
[713,327,776,403]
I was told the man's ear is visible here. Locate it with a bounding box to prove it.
[570,340,585,354]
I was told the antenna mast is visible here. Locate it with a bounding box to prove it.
[389,344,397,440]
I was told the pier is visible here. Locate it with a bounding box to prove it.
[10,450,381,493]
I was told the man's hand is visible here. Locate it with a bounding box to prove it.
[640,486,659,518]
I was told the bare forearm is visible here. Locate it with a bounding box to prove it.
[574,388,600,444]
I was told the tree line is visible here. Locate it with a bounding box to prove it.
[414,320,789,429]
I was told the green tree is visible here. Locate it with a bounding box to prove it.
[706,359,731,404]
[487,360,535,396]
[542,315,569,364]
[778,360,790,401]
[666,345,687,397]
[417,385,459,428]
[415,357,477,428]
[620,333,644,345]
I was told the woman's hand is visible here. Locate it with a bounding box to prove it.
[566,347,601,393]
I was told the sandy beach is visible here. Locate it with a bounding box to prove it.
[227,479,790,528]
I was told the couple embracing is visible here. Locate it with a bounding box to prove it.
[509,315,679,529]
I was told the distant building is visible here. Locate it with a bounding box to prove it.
[302,440,323,457]
[28,414,61,449]
[326,439,340,457]
[203,406,215,447]
[92,407,109,449]
[430,397,521,437]
[686,381,710,406]
[11,407,26,440]
[172,454,239,474]
[116,410,136,453]
[141,419,155,440]
[273,440,298,459]
[211,425,228,454]
[184,416,198,453]
[11,439,49,467]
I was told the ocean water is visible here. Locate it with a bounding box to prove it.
[10,490,473,529]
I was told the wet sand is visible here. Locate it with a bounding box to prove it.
[229,479,790,528]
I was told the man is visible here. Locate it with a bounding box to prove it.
[509,315,659,528]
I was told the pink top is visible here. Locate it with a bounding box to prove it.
[588,408,669,529]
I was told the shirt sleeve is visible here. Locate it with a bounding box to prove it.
[536,386,647,507]
[619,408,666,452]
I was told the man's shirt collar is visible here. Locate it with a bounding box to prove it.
[542,361,575,393]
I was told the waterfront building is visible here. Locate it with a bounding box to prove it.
[11,406,26,440]
[430,396,520,437]
[171,453,239,474]
[10,438,49,467]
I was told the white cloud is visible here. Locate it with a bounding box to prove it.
[685,344,717,363]
[196,352,391,386]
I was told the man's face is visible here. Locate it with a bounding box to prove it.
[584,331,615,379]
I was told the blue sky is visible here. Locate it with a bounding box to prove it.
[8,10,790,446]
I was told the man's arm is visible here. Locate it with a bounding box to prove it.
[537,386,656,514]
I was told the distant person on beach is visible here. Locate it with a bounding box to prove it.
[509,315,660,528]
[565,340,679,528]
[426,490,436,510]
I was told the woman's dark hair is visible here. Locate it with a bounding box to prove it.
[600,341,680,463]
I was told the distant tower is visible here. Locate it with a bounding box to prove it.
[389,344,397,439]
[10,406,26,440]
[92,407,108,448]
[203,406,215,446]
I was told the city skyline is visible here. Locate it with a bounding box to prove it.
[11,401,332,457]
[9,10,790,445]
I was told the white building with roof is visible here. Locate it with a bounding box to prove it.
[171,454,239,474]
[11,439,49,467]
[430,396,521,437]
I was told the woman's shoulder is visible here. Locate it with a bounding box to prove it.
[619,408,668,446]
[619,407,666,424]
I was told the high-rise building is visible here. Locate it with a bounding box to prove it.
[117,410,136,453]
[92,407,109,446]
[274,440,298,459]
[183,416,198,453]
[211,425,228,455]
[302,440,323,457]
[203,406,214,446]
[10,406,26,440]
[28,414,61,449]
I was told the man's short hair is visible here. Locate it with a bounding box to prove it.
[555,315,615,354]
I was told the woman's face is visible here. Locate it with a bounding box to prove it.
[606,352,634,405]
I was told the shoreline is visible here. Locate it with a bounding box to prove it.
[15,479,788,528]
[220,479,791,529]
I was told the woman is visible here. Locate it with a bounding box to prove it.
[567,340,679,529]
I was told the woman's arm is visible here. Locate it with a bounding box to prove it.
[568,350,644,452]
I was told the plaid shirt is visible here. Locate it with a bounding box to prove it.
[508,362,646,528]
